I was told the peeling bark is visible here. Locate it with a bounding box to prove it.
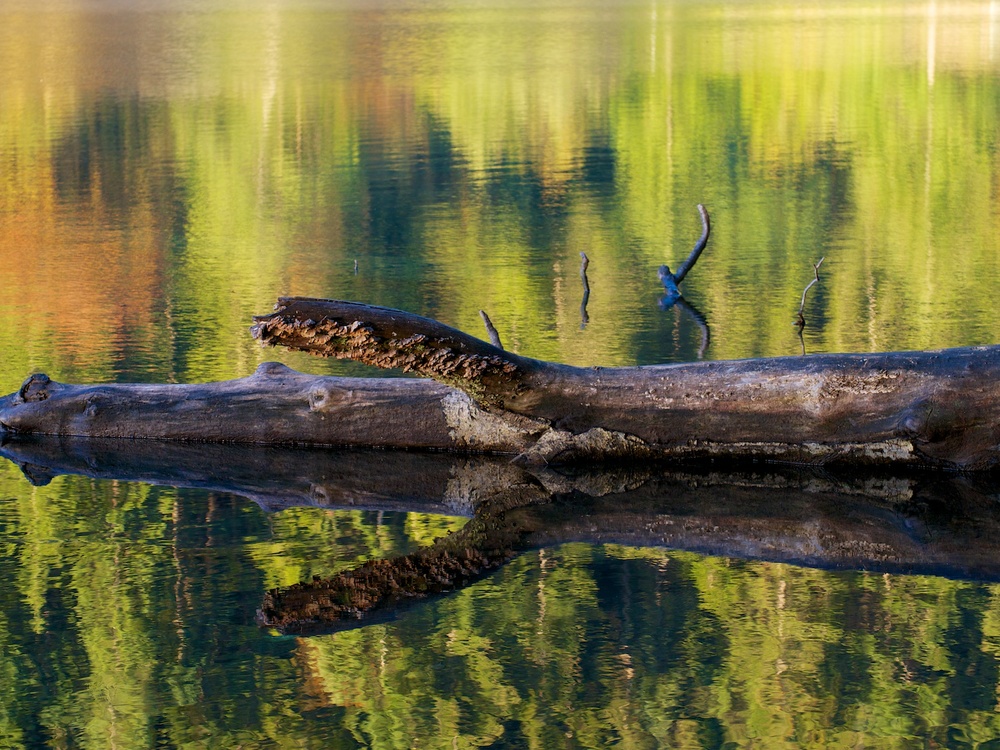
[250,298,538,407]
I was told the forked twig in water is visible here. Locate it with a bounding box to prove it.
[795,257,825,332]
[795,257,825,354]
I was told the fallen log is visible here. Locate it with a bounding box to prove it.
[249,297,1000,470]
[2,297,1000,469]
[0,363,538,454]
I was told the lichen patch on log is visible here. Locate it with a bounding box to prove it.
[517,426,654,465]
[441,391,547,452]
[670,438,917,466]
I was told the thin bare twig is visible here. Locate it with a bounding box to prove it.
[479,310,503,350]
[795,257,825,329]
[580,252,590,328]
[795,257,825,352]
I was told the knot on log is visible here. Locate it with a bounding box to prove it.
[17,374,57,404]
[253,361,296,378]
[658,265,681,302]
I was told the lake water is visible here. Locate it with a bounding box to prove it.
[3,0,1000,746]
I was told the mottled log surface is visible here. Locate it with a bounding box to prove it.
[0,362,544,454]
[4,436,1000,634]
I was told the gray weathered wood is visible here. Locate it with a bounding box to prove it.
[250,297,1000,470]
[0,363,542,454]
[3,296,1000,470]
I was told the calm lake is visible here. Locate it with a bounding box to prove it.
[3,0,1000,746]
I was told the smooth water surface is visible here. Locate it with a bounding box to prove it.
[3,0,1000,746]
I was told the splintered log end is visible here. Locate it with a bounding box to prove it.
[251,297,536,406]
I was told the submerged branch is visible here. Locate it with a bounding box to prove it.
[796,256,825,332]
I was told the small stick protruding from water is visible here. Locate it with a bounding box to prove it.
[795,257,825,332]
[354,259,359,275]
[580,252,591,328]
[479,310,503,350]
[796,257,825,354]
[658,204,711,301]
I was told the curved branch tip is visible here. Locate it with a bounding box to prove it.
[672,204,711,286]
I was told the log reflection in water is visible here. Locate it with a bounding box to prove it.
[2,436,999,634]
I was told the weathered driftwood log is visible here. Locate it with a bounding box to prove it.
[0,363,542,454]
[249,297,1000,470]
[4,436,1000,634]
[3,295,1000,469]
